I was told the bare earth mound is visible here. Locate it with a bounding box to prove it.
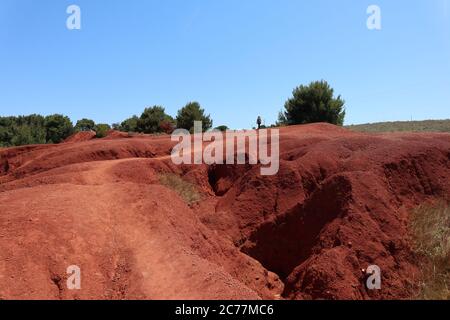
[63,131,97,143]
[0,123,449,300]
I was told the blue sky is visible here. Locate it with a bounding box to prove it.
[0,0,449,129]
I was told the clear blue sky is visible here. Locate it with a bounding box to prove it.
[1,0,449,129]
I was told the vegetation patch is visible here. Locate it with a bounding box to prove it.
[159,173,201,204]
[410,200,450,300]
[347,120,450,133]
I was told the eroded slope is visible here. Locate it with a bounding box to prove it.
[0,124,449,300]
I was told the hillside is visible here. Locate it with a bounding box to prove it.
[346,119,450,133]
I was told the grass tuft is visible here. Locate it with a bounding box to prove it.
[410,200,450,300]
[159,173,201,204]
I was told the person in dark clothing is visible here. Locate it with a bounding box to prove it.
[257,116,262,130]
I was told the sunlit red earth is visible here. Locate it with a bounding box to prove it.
[0,123,449,300]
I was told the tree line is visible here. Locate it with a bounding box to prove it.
[0,114,74,147]
[113,102,212,135]
[0,80,345,147]
[0,102,213,147]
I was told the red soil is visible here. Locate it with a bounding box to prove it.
[0,123,449,300]
[63,131,96,143]
[104,130,131,140]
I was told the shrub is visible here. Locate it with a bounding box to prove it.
[159,173,201,204]
[137,106,174,134]
[215,125,229,132]
[75,118,96,132]
[94,123,111,138]
[119,116,139,132]
[159,119,176,134]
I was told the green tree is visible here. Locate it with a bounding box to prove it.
[0,115,46,146]
[0,117,14,146]
[120,116,139,132]
[28,117,47,144]
[279,80,345,126]
[159,119,176,134]
[94,123,111,138]
[11,125,34,146]
[137,106,174,134]
[75,118,96,132]
[176,102,212,132]
[215,125,229,132]
[44,114,74,144]
[276,111,288,127]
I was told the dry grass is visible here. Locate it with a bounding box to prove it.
[159,173,201,204]
[347,119,450,133]
[410,200,450,300]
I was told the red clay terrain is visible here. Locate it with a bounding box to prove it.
[62,131,96,143]
[0,123,449,300]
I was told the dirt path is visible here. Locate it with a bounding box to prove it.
[0,153,267,299]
